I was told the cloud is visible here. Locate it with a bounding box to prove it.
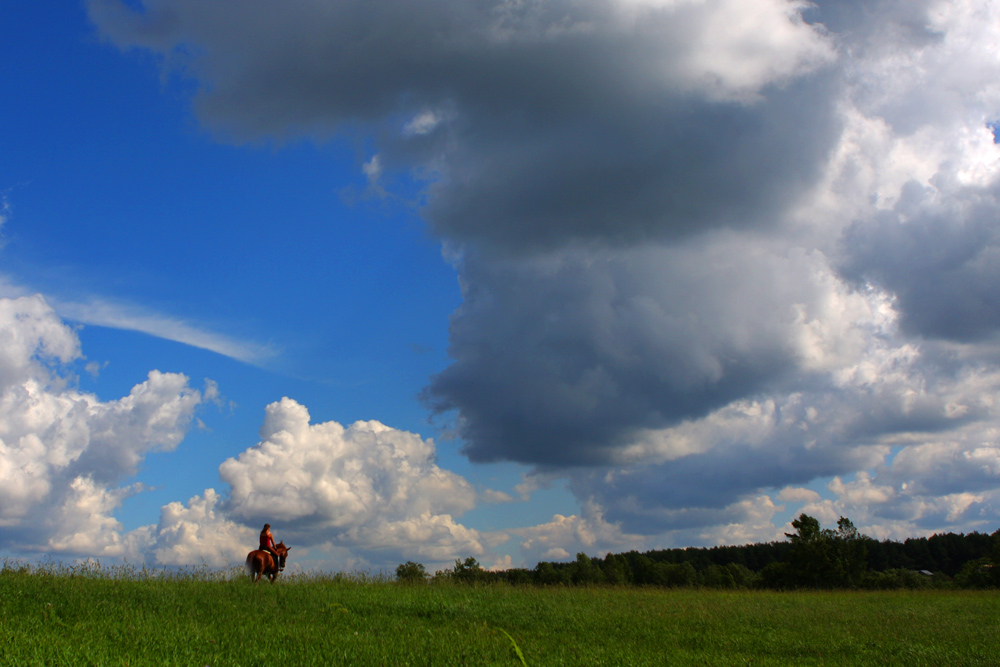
[480,489,514,504]
[44,478,149,557]
[778,487,822,504]
[78,391,509,569]
[0,295,207,557]
[53,296,278,365]
[826,0,1000,345]
[513,500,646,564]
[511,494,783,563]
[423,0,1000,537]
[214,397,492,566]
[404,109,450,137]
[96,395,503,569]
[89,0,833,126]
[0,298,498,569]
[428,239,905,465]
[143,489,255,567]
[0,270,277,365]
[838,178,1000,343]
[89,0,837,253]
[88,0,1000,550]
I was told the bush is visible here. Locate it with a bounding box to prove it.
[441,557,495,585]
[860,568,933,590]
[701,565,736,589]
[757,561,791,589]
[395,561,428,584]
[954,558,995,589]
[499,568,534,585]
[535,561,569,585]
[725,563,758,588]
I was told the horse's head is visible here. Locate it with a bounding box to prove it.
[274,541,290,571]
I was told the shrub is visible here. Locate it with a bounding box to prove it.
[395,561,428,584]
[954,558,995,589]
[860,568,933,590]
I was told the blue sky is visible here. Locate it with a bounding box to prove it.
[4,0,1000,572]
[3,1,573,569]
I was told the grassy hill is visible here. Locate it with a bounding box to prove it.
[1,563,999,666]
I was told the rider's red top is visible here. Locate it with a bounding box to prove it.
[260,530,274,550]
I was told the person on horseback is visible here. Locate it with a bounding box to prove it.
[260,523,279,567]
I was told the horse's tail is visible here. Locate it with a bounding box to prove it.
[245,552,256,577]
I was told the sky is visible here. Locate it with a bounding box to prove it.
[2,0,1000,574]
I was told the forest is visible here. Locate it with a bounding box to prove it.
[398,514,1000,590]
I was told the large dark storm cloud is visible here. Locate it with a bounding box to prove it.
[427,239,858,464]
[839,180,1000,342]
[89,0,1000,544]
[89,0,837,250]
[421,76,841,251]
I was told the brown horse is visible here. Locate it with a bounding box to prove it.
[246,541,290,583]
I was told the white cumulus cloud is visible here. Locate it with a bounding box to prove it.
[213,397,492,567]
[0,297,500,570]
[0,295,207,557]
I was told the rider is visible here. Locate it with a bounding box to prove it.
[260,523,279,566]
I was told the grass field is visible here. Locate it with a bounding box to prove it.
[1,564,998,666]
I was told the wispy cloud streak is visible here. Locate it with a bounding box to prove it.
[54,297,278,365]
[0,275,276,365]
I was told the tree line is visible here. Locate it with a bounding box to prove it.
[396,514,1000,590]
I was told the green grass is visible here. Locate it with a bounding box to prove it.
[1,565,999,666]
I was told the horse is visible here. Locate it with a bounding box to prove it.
[246,541,290,583]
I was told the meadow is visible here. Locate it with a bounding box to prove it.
[1,563,998,666]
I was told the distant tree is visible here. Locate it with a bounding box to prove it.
[902,537,935,572]
[724,563,756,588]
[663,562,697,588]
[865,539,890,571]
[508,523,999,590]
[786,513,829,587]
[757,561,792,589]
[601,553,631,585]
[499,568,534,585]
[452,557,491,584]
[830,516,869,587]
[535,561,568,585]
[629,555,657,586]
[701,564,736,589]
[785,514,869,588]
[395,561,428,584]
[569,553,606,585]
